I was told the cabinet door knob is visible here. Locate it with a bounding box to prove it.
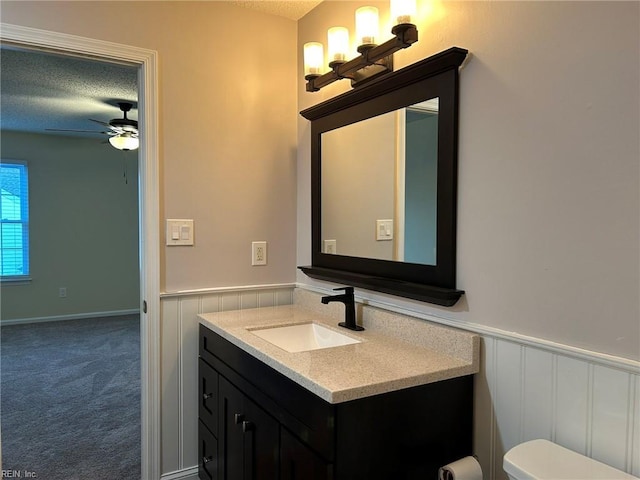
[242,420,254,433]
[202,455,213,465]
[202,393,213,401]
[234,413,244,424]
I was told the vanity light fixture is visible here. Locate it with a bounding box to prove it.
[303,0,418,92]
[109,132,139,151]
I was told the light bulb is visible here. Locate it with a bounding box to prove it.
[355,6,379,47]
[304,42,324,77]
[327,27,349,65]
[391,0,417,25]
[109,133,139,151]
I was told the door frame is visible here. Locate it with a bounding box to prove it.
[0,23,161,479]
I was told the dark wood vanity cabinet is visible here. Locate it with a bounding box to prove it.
[280,428,333,480]
[218,375,280,479]
[198,324,473,480]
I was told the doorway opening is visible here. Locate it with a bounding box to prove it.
[0,23,161,479]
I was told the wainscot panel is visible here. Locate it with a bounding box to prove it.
[159,285,294,477]
[477,336,639,479]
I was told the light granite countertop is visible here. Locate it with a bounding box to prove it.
[199,304,479,404]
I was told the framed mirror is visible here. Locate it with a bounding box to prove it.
[300,47,468,306]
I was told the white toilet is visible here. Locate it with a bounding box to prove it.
[503,439,639,480]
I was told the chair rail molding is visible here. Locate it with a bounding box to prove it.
[0,23,161,480]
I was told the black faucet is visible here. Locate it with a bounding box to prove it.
[320,286,364,331]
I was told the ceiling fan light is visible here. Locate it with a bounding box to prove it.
[109,133,139,151]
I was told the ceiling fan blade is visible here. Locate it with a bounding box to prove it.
[89,118,112,127]
[45,128,110,134]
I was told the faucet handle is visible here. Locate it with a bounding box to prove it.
[333,286,354,295]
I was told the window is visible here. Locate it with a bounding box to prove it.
[0,160,30,280]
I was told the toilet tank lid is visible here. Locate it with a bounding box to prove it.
[503,439,639,480]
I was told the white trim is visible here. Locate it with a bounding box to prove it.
[137,32,162,480]
[0,23,162,480]
[160,466,198,480]
[1,24,150,64]
[394,108,406,262]
[161,283,296,298]
[178,304,184,467]
[0,309,139,326]
[296,282,640,373]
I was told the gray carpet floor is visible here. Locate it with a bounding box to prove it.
[1,314,141,479]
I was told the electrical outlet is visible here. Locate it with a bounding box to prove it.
[59,287,67,298]
[252,241,267,266]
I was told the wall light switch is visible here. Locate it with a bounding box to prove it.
[323,239,337,254]
[376,219,393,241]
[166,219,194,246]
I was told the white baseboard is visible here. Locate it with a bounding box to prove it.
[161,466,198,480]
[0,309,140,326]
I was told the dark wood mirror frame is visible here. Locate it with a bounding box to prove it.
[299,47,468,306]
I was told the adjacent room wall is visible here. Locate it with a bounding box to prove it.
[297,0,640,362]
[0,131,139,321]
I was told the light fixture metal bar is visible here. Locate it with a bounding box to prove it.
[306,24,418,92]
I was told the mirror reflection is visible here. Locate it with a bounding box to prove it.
[321,97,439,265]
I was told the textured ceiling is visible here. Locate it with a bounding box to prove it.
[0,47,138,138]
[233,0,322,20]
[0,1,322,140]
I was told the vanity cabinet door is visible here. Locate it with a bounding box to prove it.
[199,359,218,433]
[199,420,218,480]
[281,428,333,480]
[219,376,279,480]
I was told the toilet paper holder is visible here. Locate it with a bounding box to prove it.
[438,455,483,480]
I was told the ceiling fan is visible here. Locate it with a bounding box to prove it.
[47,101,139,151]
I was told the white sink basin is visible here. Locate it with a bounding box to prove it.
[249,322,361,353]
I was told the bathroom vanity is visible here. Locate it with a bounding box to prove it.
[198,304,478,480]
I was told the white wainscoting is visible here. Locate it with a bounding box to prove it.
[473,335,639,479]
[159,285,294,479]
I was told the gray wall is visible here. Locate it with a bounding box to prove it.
[1,131,139,321]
